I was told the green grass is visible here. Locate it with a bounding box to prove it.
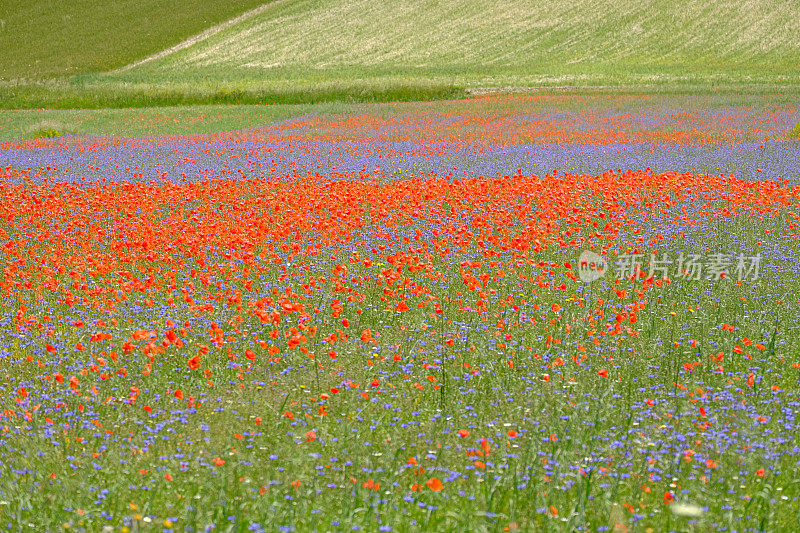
[0,77,468,111]
[26,122,75,139]
[28,129,69,139]
[1,92,797,142]
[2,0,800,108]
[0,103,318,142]
[0,0,267,80]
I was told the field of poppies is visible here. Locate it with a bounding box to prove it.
[1,94,800,532]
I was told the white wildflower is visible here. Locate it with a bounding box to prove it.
[670,502,704,518]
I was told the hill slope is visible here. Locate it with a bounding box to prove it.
[2,0,799,108]
[119,0,800,86]
[0,0,267,80]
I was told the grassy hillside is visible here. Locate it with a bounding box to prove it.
[0,0,267,80]
[121,0,800,85]
[1,0,799,108]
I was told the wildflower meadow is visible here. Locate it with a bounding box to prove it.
[1,94,799,532]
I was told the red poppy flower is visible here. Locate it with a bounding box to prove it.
[425,478,443,491]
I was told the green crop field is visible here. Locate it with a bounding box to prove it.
[0,0,268,81]
[120,0,800,86]
[1,0,800,109]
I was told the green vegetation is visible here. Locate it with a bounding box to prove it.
[2,0,800,108]
[126,0,800,85]
[1,92,797,142]
[0,101,346,142]
[28,127,73,139]
[789,122,800,139]
[0,0,267,80]
[0,77,467,110]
